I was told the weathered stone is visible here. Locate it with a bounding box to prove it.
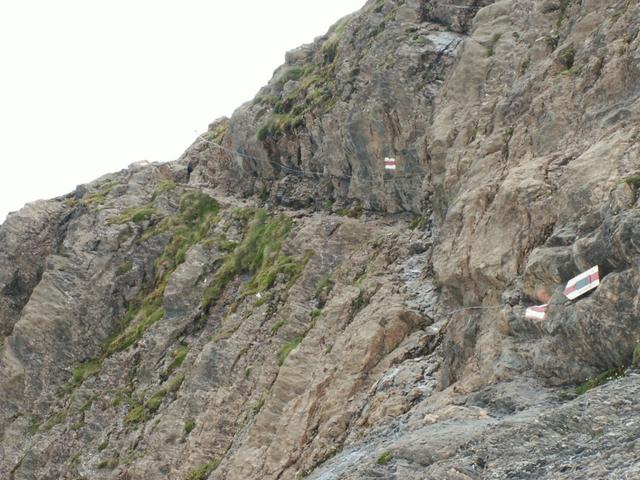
[2,0,640,479]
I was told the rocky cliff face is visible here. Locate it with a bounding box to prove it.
[2,0,640,479]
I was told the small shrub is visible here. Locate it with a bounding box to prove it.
[244,367,252,378]
[376,451,393,465]
[98,440,109,451]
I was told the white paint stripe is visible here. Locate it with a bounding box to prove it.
[563,266,600,300]
[525,304,547,320]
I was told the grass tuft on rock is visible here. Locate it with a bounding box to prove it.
[97,457,119,470]
[277,336,304,365]
[575,366,626,395]
[255,61,338,141]
[107,192,220,354]
[162,343,190,379]
[72,358,102,385]
[202,209,301,310]
[632,343,640,367]
[376,451,393,465]
[184,419,196,435]
[111,205,156,224]
[184,459,221,480]
[116,260,133,276]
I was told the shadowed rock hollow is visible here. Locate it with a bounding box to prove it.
[1,0,640,479]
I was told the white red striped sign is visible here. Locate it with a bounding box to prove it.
[384,157,397,170]
[525,304,548,320]
[563,266,600,300]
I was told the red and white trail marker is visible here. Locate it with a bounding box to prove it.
[384,157,397,170]
[563,266,600,300]
[525,304,548,320]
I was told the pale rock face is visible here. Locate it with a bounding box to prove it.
[2,0,640,479]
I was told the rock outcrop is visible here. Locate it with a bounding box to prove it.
[1,0,640,479]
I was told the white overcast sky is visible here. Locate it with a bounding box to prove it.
[0,0,365,223]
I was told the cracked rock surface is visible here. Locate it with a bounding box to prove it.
[2,0,640,479]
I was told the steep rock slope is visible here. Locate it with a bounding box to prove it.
[2,0,640,479]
